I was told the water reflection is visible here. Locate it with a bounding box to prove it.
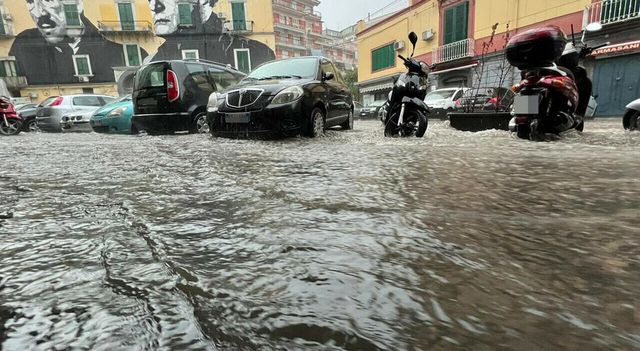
[1,120,639,350]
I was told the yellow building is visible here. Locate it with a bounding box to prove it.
[356,0,598,105]
[0,0,276,102]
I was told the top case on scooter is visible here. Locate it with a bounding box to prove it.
[506,26,567,70]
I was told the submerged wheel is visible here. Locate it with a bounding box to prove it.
[306,107,325,138]
[623,109,640,131]
[384,110,401,137]
[575,120,584,132]
[415,111,428,138]
[0,119,22,136]
[192,112,209,134]
[340,110,354,130]
[26,120,40,132]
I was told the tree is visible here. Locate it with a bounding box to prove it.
[342,69,361,102]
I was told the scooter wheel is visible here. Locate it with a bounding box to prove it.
[516,124,530,140]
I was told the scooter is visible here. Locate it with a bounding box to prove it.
[623,98,640,131]
[382,32,430,137]
[507,23,606,140]
[0,96,22,136]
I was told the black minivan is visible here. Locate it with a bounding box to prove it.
[132,60,245,134]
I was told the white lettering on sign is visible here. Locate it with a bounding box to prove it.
[592,40,640,56]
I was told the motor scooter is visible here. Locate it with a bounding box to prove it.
[623,98,640,131]
[0,96,22,136]
[381,32,431,137]
[507,23,607,140]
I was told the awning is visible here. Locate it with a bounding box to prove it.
[592,40,640,56]
[430,63,478,75]
[359,82,394,93]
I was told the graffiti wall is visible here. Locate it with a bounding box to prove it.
[0,0,276,97]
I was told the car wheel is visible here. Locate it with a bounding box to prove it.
[307,107,325,138]
[192,112,209,134]
[130,124,139,135]
[623,109,640,130]
[26,120,40,132]
[340,110,354,130]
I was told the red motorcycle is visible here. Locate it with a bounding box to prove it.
[0,96,22,136]
[506,25,605,140]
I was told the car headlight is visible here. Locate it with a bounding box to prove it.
[270,86,303,106]
[107,107,127,118]
[207,93,219,112]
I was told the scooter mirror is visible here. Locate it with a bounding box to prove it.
[408,32,418,57]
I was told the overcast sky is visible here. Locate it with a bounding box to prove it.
[317,0,409,31]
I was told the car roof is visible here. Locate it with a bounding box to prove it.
[144,59,245,74]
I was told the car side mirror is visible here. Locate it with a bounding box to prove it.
[323,72,334,82]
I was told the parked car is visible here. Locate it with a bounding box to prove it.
[60,110,95,132]
[456,87,515,112]
[35,95,116,132]
[90,96,135,134]
[359,100,387,119]
[15,103,39,132]
[207,56,354,138]
[424,87,469,118]
[132,59,246,135]
[353,101,364,116]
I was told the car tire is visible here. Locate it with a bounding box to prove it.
[130,124,139,135]
[25,120,40,132]
[306,107,325,138]
[340,110,354,130]
[623,109,640,130]
[191,112,209,134]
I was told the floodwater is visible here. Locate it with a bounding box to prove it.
[1,120,639,350]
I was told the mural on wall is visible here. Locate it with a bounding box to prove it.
[147,0,275,69]
[10,0,148,86]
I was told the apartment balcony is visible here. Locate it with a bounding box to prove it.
[584,0,640,27]
[97,21,153,34]
[223,20,254,33]
[274,21,306,34]
[432,38,475,65]
[2,76,28,90]
[277,38,309,51]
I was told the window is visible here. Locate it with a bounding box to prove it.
[0,10,5,35]
[72,96,102,107]
[443,2,469,44]
[371,43,395,72]
[64,3,81,26]
[182,50,199,60]
[234,49,251,73]
[124,44,141,66]
[208,68,242,90]
[0,60,17,78]
[82,88,94,94]
[321,61,337,80]
[178,2,193,25]
[118,2,135,31]
[135,63,165,89]
[231,1,246,30]
[73,55,92,76]
[185,63,215,94]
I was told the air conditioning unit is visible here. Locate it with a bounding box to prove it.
[78,76,89,82]
[394,41,405,51]
[422,29,434,41]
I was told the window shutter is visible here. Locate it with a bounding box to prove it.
[178,3,193,25]
[118,3,135,31]
[76,57,90,75]
[126,45,140,66]
[0,12,5,35]
[455,2,469,42]
[444,7,455,44]
[0,62,6,78]
[64,4,81,26]
[232,2,246,30]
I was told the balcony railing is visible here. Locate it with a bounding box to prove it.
[2,76,28,89]
[432,38,475,64]
[584,0,640,27]
[97,21,153,33]
[273,21,306,33]
[277,38,308,50]
[223,20,254,33]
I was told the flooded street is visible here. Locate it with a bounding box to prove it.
[1,119,639,350]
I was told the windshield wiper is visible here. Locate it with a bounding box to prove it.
[256,75,302,80]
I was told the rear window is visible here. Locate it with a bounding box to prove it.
[135,63,166,89]
[73,96,102,107]
[39,97,58,107]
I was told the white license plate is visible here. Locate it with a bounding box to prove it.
[513,95,539,114]
[225,112,250,124]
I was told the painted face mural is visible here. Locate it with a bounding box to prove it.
[26,0,84,44]
[199,0,218,23]
[148,0,179,35]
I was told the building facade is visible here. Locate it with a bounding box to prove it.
[356,0,635,108]
[0,0,276,101]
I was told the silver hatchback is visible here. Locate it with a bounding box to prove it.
[36,95,116,132]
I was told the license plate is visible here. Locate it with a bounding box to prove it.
[513,95,539,114]
[225,112,250,124]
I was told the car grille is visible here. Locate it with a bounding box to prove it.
[226,89,264,108]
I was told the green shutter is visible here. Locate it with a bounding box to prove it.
[178,3,193,25]
[126,45,140,66]
[118,3,135,31]
[64,4,81,26]
[236,50,250,73]
[444,2,468,44]
[76,57,90,75]
[0,12,5,35]
[232,2,246,30]
[444,7,455,44]
[371,43,395,71]
[455,2,469,42]
[0,62,6,78]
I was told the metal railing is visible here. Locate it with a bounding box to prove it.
[432,38,475,64]
[584,0,640,27]
[224,20,254,32]
[97,21,153,33]
[273,20,306,32]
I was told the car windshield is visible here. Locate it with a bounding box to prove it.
[425,90,456,102]
[118,95,133,102]
[245,58,318,80]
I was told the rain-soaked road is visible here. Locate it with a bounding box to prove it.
[1,119,639,350]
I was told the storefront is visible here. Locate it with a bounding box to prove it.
[357,74,400,106]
